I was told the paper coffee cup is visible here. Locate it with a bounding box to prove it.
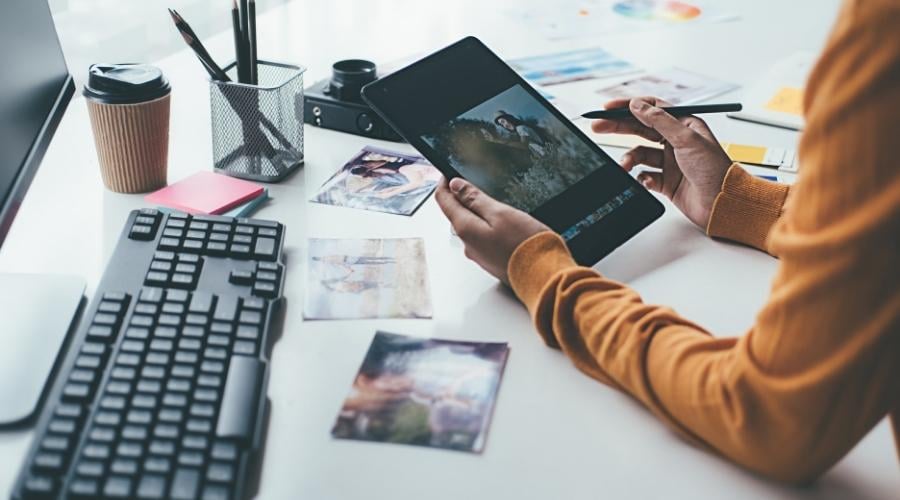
[84,64,171,193]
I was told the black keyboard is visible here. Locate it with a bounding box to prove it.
[13,209,286,499]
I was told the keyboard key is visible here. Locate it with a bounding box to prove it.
[186,418,212,434]
[137,380,161,394]
[189,221,210,231]
[149,440,175,456]
[162,302,185,315]
[207,462,234,483]
[111,366,136,380]
[69,369,96,385]
[159,409,184,424]
[23,475,56,497]
[233,341,256,356]
[125,326,151,339]
[83,443,110,460]
[234,225,254,235]
[63,382,91,401]
[132,394,157,409]
[110,458,139,475]
[167,288,190,302]
[253,237,277,260]
[158,237,180,250]
[229,244,251,257]
[33,452,64,472]
[117,441,144,458]
[136,474,168,499]
[127,410,153,425]
[189,291,215,314]
[87,324,114,341]
[154,326,177,339]
[256,261,279,272]
[232,234,252,245]
[69,478,100,497]
[242,296,265,311]
[186,314,209,326]
[241,218,279,229]
[107,381,131,394]
[216,356,263,443]
[175,351,199,364]
[190,403,215,418]
[171,468,200,500]
[103,475,133,497]
[163,393,188,407]
[93,313,118,326]
[253,280,277,297]
[256,270,278,282]
[76,460,105,477]
[171,273,196,287]
[236,325,259,340]
[210,441,238,461]
[98,301,123,314]
[183,434,208,450]
[178,451,205,467]
[129,224,154,241]
[89,426,115,442]
[100,395,126,411]
[202,484,231,500]
[213,295,238,322]
[94,411,121,427]
[167,379,191,392]
[146,272,168,286]
[207,241,228,254]
[229,269,253,285]
[140,287,165,304]
[142,366,166,379]
[197,375,221,388]
[150,260,173,273]
[48,418,76,434]
[146,352,169,366]
[182,240,204,252]
[55,403,83,419]
[40,435,69,452]
[144,456,171,474]
[194,389,218,403]
[154,251,175,261]
[122,425,148,441]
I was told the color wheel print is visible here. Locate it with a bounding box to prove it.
[612,0,702,22]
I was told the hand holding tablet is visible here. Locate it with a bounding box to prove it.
[361,37,664,265]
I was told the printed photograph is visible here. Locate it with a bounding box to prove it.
[311,146,442,216]
[422,84,612,212]
[332,331,510,454]
[596,67,737,105]
[304,238,433,320]
[508,47,636,86]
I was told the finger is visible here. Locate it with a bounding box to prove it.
[435,180,489,236]
[603,96,673,110]
[620,145,664,172]
[680,115,717,143]
[590,118,663,142]
[448,177,503,222]
[637,171,663,192]
[629,98,696,148]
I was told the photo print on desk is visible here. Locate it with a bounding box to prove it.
[304,238,433,320]
[311,146,442,216]
[332,331,510,453]
[596,67,738,105]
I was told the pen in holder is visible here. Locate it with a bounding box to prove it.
[210,60,306,182]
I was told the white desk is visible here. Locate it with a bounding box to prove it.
[1,0,897,498]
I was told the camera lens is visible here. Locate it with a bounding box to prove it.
[329,59,377,102]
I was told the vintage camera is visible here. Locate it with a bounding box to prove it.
[304,59,403,142]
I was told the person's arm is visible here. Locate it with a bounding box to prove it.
[508,0,900,483]
[705,165,790,254]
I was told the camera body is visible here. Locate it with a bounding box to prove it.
[304,59,403,142]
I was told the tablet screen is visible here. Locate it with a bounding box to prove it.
[362,37,663,264]
[421,84,612,213]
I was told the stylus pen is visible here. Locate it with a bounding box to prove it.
[581,103,743,120]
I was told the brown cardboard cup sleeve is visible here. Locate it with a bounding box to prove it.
[86,94,170,193]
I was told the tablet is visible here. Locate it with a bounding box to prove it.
[362,37,664,265]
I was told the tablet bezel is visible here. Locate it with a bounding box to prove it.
[361,36,664,265]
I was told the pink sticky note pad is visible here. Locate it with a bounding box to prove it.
[145,171,264,215]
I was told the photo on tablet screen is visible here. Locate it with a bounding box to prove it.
[421,84,614,212]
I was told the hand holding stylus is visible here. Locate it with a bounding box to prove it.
[591,97,733,228]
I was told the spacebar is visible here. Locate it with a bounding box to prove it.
[216,355,265,443]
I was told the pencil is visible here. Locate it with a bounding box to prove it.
[239,0,250,83]
[249,0,258,85]
[169,9,230,81]
[231,0,243,81]
[581,103,743,120]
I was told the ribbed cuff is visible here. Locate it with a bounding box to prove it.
[706,164,790,251]
[508,231,579,314]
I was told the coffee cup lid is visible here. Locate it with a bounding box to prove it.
[83,64,171,104]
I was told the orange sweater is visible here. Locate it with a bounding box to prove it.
[507,0,899,484]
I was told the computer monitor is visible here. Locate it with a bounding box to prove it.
[0,0,75,246]
[0,0,85,426]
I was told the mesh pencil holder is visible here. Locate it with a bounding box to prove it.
[210,60,306,182]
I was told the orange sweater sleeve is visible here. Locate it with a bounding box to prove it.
[508,0,900,483]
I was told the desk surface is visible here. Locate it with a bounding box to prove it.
[1,0,897,498]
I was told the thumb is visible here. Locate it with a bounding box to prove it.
[449,177,501,221]
[629,98,693,148]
